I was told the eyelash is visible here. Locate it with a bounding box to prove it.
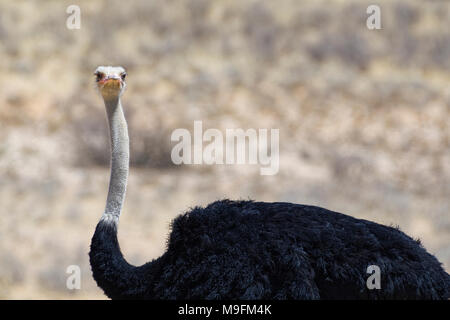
[95,73,104,82]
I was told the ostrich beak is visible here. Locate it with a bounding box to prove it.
[99,76,124,99]
[99,76,122,88]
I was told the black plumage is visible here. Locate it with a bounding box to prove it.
[90,199,450,299]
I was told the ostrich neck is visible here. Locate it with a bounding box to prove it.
[90,92,163,299]
[103,97,129,222]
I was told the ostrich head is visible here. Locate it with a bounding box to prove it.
[94,66,127,100]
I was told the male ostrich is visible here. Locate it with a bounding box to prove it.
[89,66,450,300]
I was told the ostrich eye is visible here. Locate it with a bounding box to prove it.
[121,72,127,80]
[95,72,104,82]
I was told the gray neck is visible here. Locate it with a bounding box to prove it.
[102,97,129,223]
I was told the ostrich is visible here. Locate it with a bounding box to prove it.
[89,66,450,300]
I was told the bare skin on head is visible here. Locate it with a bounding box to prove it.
[94,66,127,100]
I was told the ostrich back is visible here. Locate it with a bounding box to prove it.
[134,200,450,299]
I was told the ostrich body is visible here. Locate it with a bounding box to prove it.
[89,66,450,300]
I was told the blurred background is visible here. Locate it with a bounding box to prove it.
[0,0,449,299]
